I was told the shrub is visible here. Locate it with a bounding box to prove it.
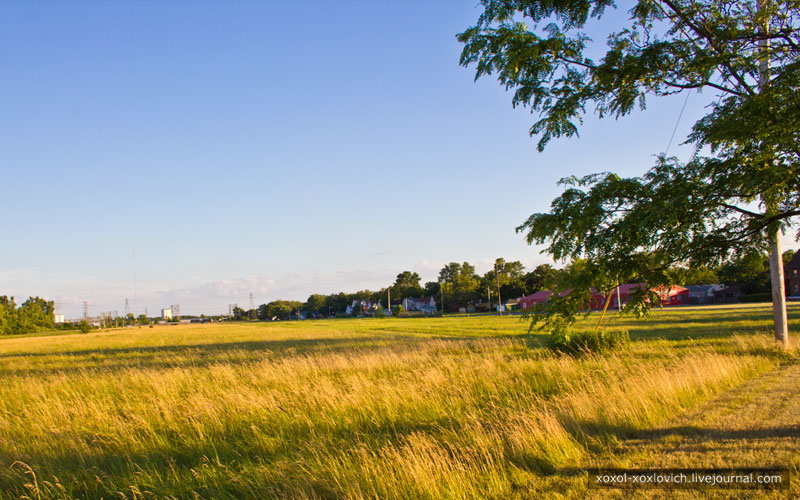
[79,320,91,334]
[392,305,404,317]
[738,293,772,303]
[547,328,629,356]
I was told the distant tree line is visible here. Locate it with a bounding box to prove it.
[4,249,794,333]
[239,250,798,319]
[0,296,55,335]
[238,258,594,318]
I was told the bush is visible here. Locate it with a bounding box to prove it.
[79,320,91,334]
[738,293,772,303]
[547,328,629,356]
[392,305,404,317]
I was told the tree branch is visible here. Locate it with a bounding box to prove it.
[663,79,744,96]
[658,0,757,96]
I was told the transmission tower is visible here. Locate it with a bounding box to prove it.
[249,292,255,311]
[124,298,130,316]
[83,301,89,319]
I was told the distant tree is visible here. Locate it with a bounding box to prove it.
[669,265,719,285]
[260,300,303,320]
[137,314,151,325]
[79,319,91,334]
[483,258,527,300]
[439,262,481,311]
[327,292,350,315]
[523,264,559,294]
[0,296,55,335]
[304,294,328,316]
[392,271,424,299]
[423,281,440,296]
[0,296,17,335]
[717,251,771,294]
[232,306,248,321]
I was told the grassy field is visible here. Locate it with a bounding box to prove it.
[0,304,798,499]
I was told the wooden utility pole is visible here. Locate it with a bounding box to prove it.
[495,262,502,315]
[758,0,789,346]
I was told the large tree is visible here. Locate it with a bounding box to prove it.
[392,271,425,299]
[439,262,481,311]
[459,0,799,344]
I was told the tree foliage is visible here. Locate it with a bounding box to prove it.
[392,271,424,299]
[0,296,55,335]
[459,0,800,331]
[439,262,481,311]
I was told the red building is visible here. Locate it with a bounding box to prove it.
[519,290,555,310]
[519,283,689,311]
[653,285,690,306]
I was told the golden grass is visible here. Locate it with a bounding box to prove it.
[0,305,796,499]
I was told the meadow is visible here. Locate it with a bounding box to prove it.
[0,304,797,499]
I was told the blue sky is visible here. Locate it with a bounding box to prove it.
[2,1,796,317]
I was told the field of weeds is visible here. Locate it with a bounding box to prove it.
[0,304,797,499]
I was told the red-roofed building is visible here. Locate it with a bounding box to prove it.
[653,285,690,306]
[518,290,553,310]
[519,283,689,311]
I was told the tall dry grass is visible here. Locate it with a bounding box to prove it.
[0,308,794,499]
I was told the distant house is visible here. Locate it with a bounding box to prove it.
[653,285,690,306]
[161,308,173,320]
[521,283,690,311]
[346,299,381,316]
[786,250,800,297]
[712,284,742,304]
[605,283,647,308]
[518,290,555,310]
[402,296,437,313]
[686,284,725,304]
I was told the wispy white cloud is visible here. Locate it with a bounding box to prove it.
[151,268,399,315]
[0,268,36,283]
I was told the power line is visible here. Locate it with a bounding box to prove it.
[665,91,691,156]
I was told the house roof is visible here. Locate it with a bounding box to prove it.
[614,283,647,294]
[520,290,553,301]
[405,296,433,303]
[520,289,574,301]
[653,285,688,293]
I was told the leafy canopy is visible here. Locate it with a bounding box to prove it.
[458,0,800,329]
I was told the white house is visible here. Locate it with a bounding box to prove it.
[402,296,437,314]
[346,299,381,316]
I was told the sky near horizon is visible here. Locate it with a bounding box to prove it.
[2,1,797,317]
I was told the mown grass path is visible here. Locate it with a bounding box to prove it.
[589,361,800,499]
